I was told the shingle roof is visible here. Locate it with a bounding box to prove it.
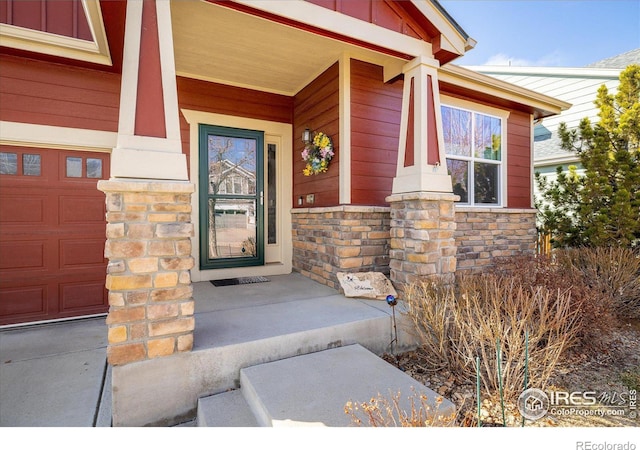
[586,48,640,68]
[534,133,577,163]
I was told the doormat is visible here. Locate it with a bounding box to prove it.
[210,276,270,287]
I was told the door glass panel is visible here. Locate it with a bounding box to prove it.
[267,143,277,245]
[86,158,103,178]
[201,128,263,268]
[0,153,17,175]
[66,157,82,177]
[23,154,41,176]
[207,135,256,197]
[208,198,257,258]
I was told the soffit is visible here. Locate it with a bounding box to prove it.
[171,0,405,96]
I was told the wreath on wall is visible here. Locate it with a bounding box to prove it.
[302,132,334,176]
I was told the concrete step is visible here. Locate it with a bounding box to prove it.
[197,344,455,427]
[197,390,258,427]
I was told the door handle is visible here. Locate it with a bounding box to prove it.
[260,191,264,206]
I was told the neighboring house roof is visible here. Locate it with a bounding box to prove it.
[468,49,640,166]
[586,48,640,69]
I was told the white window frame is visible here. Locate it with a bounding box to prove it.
[440,95,509,208]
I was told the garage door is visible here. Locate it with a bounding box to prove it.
[0,146,110,326]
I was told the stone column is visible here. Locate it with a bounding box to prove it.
[99,180,195,365]
[387,192,457,291]
[388,56,458,291]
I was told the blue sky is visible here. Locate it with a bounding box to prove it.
[439,0,640,67]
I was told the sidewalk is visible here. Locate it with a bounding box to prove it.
[0,317,111,427]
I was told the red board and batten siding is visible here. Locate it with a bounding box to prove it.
[506,110,533,208]
[350,59,402,206]
[176,75,293,171]
[305,0,433,42]
[134,0,166,139]
[293,63,340,208]
[0,55,121,131]
[0,0,92,41]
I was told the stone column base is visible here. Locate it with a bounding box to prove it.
[386,192,457,292]
[98,180,195,366]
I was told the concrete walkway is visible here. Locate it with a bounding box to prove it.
[0,317,111,427]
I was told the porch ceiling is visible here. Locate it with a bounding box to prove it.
[170,0,405,96]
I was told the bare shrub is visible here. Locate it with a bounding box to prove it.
[403,273,580,401]
[493,253,615,351]
[344,389,456,427]
[555,247,640,319]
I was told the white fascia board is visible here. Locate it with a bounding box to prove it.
[467,65,621,80]
[231,0,432,58]
[439,65,572,116]
[534,155,580,167]
[409,0,470,54]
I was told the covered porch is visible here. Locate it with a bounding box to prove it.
[102,0,468,427]
[110,272,423,426]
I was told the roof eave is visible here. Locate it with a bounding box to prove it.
[410,0,473,57]
[440,64,572,119]
[467,65,623,79]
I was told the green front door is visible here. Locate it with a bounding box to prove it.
[199,125,264,269]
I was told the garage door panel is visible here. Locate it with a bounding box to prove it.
[59,280,107,312]
[59,195,106,224]
[0,284,48,318]
[0,240,46,270]
[0,146,110,325]
[0,195,46,224]
[59,238,107,268]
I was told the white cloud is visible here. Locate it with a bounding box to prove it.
[483,53,533,66]
[482,51,566,67]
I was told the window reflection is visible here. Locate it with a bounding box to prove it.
[206,134,258,261]
[0,153,18,175]
[66,157,82,178]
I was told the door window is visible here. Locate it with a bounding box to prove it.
[199,125,264,269]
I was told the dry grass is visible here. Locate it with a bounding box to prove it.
[555,247,640,319]
[493,253,614,352]
[344,389,457,427]
[403,272,581,402]
[348,247,639,427]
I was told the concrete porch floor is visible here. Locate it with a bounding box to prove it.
[113,272,423,426]
[1,272,422,427]
[192,272,415,352]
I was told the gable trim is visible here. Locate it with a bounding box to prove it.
[0,0,112,66]
[219,0,433,59]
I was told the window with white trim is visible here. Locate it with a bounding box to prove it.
[442,104,504,206]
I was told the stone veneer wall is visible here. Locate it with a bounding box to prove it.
[454,207,538,272]
[98,180,195,366]
[291,206,391,289]
[292,205,538,288]
[387,193,458,289]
